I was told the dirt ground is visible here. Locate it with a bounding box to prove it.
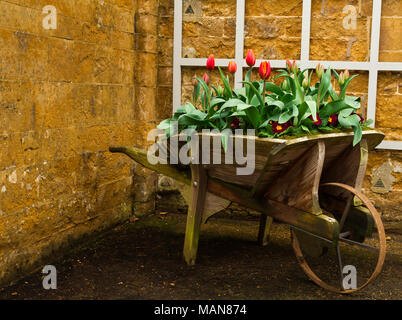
[0,213,401,300]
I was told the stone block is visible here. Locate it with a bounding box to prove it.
[135,52,158,86]
[159,0,174,17]
[310,38,368,61]
[136,33,158,52]
[134,86,157,121]
[182,36,235,58]
[380,17,402,51]
[375,94,402,130]
[136,13,158,35]
[246,0,303,17]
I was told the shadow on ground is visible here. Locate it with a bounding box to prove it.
[0,213,401,300]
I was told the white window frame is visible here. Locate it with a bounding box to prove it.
[173,0,402,150]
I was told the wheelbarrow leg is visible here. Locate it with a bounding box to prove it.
[258,214,273,246]
[183,164,207,266]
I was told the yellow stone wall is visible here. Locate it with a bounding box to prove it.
[0,0,162,286]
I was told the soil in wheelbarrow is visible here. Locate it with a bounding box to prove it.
[0,213,401,300]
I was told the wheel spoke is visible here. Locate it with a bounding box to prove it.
[339,231,351,238]
[339,236,379,252]
[339,196,353,232]
[335,245,345,290]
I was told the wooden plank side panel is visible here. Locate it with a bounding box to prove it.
[205,131,383,191]
[264,141,326,214]
[253,140,320,196]
[320,140,364,201]
[204,135,279,187]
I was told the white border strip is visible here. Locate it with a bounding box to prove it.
[181,58,402,74]
[377,62,402,71]
[180,58,234,67]
[172,0,182,112]
[366,0,382,128]
[300,0,312,63]
[234,0,245,89]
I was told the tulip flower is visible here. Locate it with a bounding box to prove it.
[259,61,271,104]
[328,114,338,126]
[192,74,198,86]
[291,60,298,74]
[344,69,350,79]
[246,49,256,67]
[316,63,324,79]
[259,61,271,79]
[282,79,288,90]
[228,61,237,73]
[339,71,345,85]
[302,71,309,89]
[286,59,292,73]
[206,54,215,70]
[302,78,309,90]
[202,73,210,85]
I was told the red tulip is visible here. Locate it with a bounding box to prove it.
[202,73,210,85]
[286,59,292,72]
[206,54,215,70]
[246,49,256,67]
[328,114,338,126]
[291,60,298,74]
[228,61,237,73]
[259,61,271,79]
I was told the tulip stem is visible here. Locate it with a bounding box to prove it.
[316,81,322,110]
[207,71,211,112]
[263,79,266,107]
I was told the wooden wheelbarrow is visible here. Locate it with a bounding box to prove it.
[110,130,386,294]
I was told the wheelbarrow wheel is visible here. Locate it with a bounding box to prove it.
[291,182,386,294]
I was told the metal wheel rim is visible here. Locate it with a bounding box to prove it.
[291,182,386,294]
